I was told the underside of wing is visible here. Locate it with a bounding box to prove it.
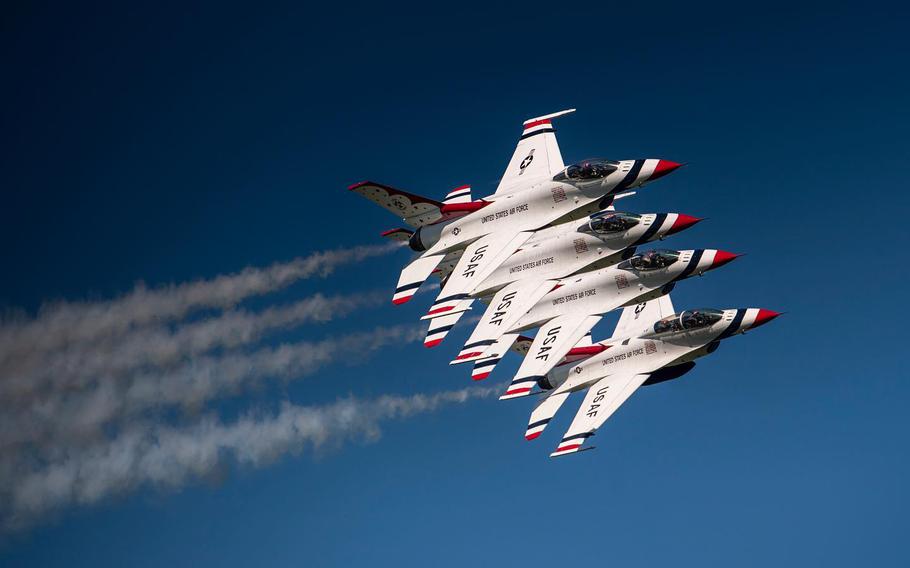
[494,109,575,196]
[550,373,650,457]
[424,231,533,319]
[500,314,602,400]
[452,279,557,365]
[349,181,444,227]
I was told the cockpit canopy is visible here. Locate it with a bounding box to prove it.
[553,159,619,183]
[652,309,725,335]
[621,249,680,271]
[581,212,642,235]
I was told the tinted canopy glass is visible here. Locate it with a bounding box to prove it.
[653,309,725,335]
[629,249,680,271]
[583,212,642,235]
[553,159,619,182]
[680,309,724,330]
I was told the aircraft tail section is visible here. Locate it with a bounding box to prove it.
[424,307,471,348]
[443,185,473,205]
[380,228,413,243]
[464,333,517,380]
[393,253,445,305]
[525,391,571,440]
[349,181,445,228]
[610,294,676,340]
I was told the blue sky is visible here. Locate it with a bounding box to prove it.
[2,1,909,566]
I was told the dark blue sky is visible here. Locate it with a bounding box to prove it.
[3,2,909,566]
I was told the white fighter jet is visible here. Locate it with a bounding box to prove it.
[419,209,703,347]
[505,295,780,457]
[349,109,682,307]
[461,248,739,383]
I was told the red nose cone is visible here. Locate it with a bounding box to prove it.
[649,160,683,181]
[751,309,781,329]
[711,250,741,268]
[667,213,703,235]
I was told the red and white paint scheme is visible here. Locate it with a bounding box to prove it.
[349,109,682,307]
[506,295,781,457]
[421,209,702,346]
[464,248,738,389]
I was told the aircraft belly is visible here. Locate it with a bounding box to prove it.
[554,340,677,395]
[475,237,608,295]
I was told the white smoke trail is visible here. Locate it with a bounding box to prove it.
[0,323,426,452]
[0,242,401,369]
[2,385,498,532]
[0,290,389,400]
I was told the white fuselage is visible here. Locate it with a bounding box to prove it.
[425,160,657,256]
[545,308,761,394]
[508,249,721,332]
[472,213,676,297]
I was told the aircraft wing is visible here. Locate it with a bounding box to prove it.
[550,372,650,457]
[500,314,602,400]
[494,109,575,196]
[424,231,533,318]
[452,278,557,364]
[349,181,445,228]
[610,294,676,340]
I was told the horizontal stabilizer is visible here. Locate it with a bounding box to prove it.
[525,391,571,440]
[394,253,445,305]
[349,181,443,227]
[465,333,518,380]
[424,309,469,348]
[380,228,413,243]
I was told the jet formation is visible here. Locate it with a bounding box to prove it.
[350,109,779,457]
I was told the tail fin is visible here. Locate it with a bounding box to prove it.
[610,294,676,340]
[443,185,473,205]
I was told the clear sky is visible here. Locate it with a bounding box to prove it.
[2,1,909,566]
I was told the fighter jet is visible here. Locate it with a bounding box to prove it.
[506,295,780,457]
[420,209,703,347]
[462,248,739,383]
[349,109,682,306]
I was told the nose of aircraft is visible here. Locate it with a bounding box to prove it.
[750,309,782,329]
[710,250,741,269]
[666,214,703,235]
[648,160,683,181]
